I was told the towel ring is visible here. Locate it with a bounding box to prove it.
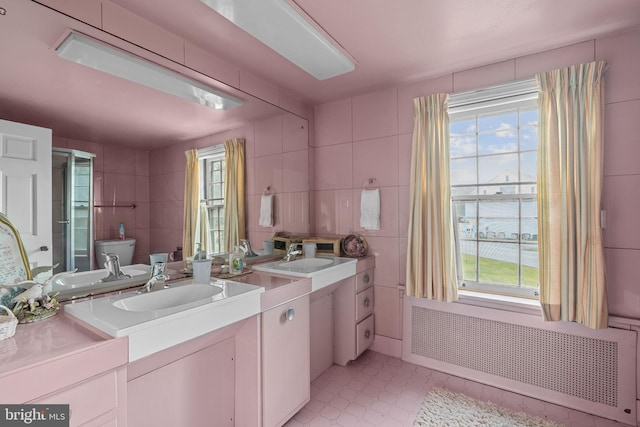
[263,186,272,196]
[363,178,379,190]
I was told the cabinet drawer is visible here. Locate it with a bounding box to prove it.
[355,269,374,293]
[355,286,374,322]
[31,370,118,426]
[356,315,374,357]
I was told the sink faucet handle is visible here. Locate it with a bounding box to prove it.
[283,243,303,261]
[239,239,258,257]
[288,243,302,252]
[151,262,167,278]
[103,252,119,261]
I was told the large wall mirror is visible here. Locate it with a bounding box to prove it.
[0,0,310,268]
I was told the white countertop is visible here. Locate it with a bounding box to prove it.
[64,279,264,361]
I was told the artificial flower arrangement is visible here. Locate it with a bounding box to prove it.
[12,289,60,323]
[0,264,67,324]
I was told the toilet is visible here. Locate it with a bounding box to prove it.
[95,238,136,267]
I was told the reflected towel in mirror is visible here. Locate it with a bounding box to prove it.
[259,194,274,227]
[360,189,380,230]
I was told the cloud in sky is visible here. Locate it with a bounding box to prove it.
[495,123,516,138]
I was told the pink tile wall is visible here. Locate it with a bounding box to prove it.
[313,28,640,339]
[52,138,151,266]
[149,112,312,256]
[597,28,640,320]
[148,141,193,258]
[246,114,311,248]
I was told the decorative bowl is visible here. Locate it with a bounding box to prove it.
[342,234,368,257]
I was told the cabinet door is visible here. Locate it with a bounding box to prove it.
[262,295,310,427]
[128,339,235,427]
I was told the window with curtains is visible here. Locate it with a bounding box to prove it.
[449,79,539,298]
[201,151,225,253]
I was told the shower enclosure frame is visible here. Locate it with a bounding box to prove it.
[52,148,95,273]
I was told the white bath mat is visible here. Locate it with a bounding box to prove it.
[414,388,561,427]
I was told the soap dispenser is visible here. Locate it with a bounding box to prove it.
[229,246,244,275]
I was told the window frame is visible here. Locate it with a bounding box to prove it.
[448,78,540,299]
[199,146,226,254]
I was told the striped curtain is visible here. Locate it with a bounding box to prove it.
[223,138,246,251]
[405,94,459,301]
[183,149,199,259]
[537,61,608,329]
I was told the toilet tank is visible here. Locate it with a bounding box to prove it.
[95,238,136,267]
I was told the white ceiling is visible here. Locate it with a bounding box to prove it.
[1,0,639,148]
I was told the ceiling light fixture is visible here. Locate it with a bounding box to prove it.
[55,32,243,110]
[200,0,355,80]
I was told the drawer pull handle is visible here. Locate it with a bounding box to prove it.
[364,329,371,339]
[286,307,295,321]
[363,297,371,308]
[363,274,370,283]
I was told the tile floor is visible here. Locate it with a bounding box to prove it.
[284,350,628,427]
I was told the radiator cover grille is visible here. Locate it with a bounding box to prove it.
[411,305,618,406]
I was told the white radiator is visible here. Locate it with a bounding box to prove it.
[402,297,637,425]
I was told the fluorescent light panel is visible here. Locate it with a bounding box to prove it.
[200,0,355,80]
[56,32,242,110]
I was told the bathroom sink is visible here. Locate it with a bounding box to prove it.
[252,257,357,292]
[276,257,333,271]
[113,283,223,312]
[64,279,264,361]
[49,264,151,300]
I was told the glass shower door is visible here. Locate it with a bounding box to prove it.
[52,149,94,274]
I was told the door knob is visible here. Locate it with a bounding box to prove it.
[286,307,295,321]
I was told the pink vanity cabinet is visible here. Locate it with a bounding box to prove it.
[334,260,375,366]
[309,257,376,379]
[125,272,312,427]
[126,316,261,427]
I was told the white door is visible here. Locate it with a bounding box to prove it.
[0,118,52,272]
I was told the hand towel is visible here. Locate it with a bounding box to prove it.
[259,194,273,227]
[360,188,380,230]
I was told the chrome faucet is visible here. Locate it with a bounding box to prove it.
[239,239,258,257]
[138,262,170,293]
[282,243,302,262]
[101,253,132,282]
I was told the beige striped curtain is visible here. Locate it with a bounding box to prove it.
[183,149,200,259]
[406,94,459,301]
[537,61,608,329]
[223,138,246,252]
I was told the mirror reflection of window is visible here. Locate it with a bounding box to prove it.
[201,151,226,254]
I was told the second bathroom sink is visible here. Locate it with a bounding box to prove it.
[252,257,357,291]
[276,257,333,271]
